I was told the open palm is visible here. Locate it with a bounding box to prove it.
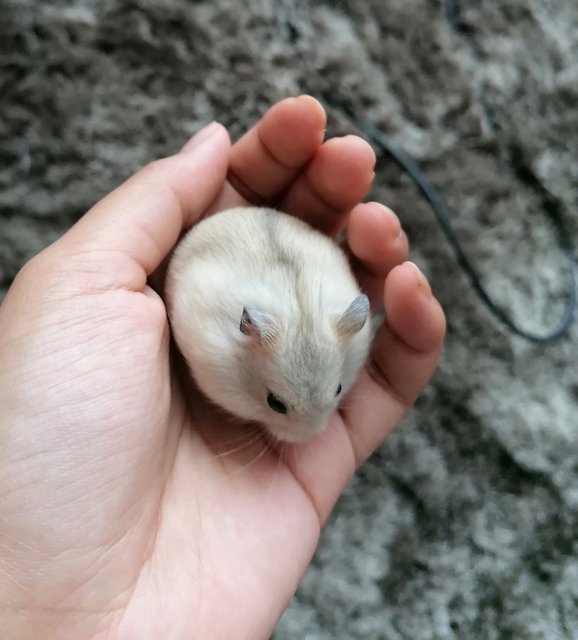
[0,97,445,640]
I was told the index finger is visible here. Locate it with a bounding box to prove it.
[227,95,326,203]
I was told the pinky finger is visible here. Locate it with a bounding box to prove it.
[340,261,446,466]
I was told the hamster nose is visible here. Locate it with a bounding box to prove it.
[296,419,329,443]
[270,414,330,444]
[276,423,323,444]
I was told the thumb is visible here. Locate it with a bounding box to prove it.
[49,122,231,280]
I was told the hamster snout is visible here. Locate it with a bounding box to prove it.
[165,206,372,443]
[266,412,332,444]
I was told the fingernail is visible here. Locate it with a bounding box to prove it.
[369,202,402,239]
[346,135,376,157]
[406,261,433,299]
[385,206,402,239]
[298,94,325,111]
[180,122,221,153]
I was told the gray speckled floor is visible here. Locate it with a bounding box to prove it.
[1,1,577,637]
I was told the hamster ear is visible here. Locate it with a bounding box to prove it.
[240,307,279,345]
[335,294,369,338]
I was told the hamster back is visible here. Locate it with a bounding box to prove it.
[165,206,371,443]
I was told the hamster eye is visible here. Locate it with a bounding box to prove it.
[267,391,288,415]
[335,384,342,397]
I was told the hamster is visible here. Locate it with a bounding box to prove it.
[165,206,371,444]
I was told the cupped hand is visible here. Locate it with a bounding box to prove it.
[0,96,445,640]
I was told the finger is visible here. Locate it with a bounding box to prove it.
[344,202,409,310]
[48,123,231,286]
[281,261,445,524]
[279,136,376,236]
[227,95,326,204]
[340,261,446,465]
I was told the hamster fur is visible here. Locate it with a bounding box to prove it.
[165,206,371,444]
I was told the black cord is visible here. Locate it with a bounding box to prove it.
[337,105,577,343]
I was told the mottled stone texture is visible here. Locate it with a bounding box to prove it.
[1,1,577,638]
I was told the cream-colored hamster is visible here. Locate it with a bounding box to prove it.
[165,206,371,443]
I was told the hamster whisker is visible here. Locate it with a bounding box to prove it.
[225,437,275,479]
[211,425,262,448]
[219,424,262,443]
[291,442,303,481]
[211,431,263,459]
[264,441,288,502]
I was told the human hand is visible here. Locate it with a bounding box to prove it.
[0,96,445,640]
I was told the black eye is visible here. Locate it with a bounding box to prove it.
[267,391,288,415]
[336,384,342,397]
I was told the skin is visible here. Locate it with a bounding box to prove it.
[0,96,445,640]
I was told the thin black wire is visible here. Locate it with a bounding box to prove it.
[339,108,577,343]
